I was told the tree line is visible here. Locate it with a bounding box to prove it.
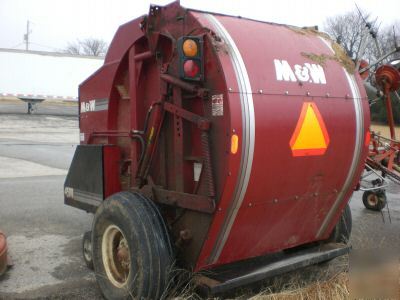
[64,38,108,57]
[324,9,399,124]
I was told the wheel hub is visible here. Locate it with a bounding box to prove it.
[117,239,130,269]
[102,225,131,288]
[367,194,378,206]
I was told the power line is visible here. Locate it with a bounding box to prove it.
[29,42,59,51]
[9,42,24,49]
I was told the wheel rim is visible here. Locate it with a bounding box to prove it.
[367,193,378,207]
[83,237,92,262]
[102,225,131,288]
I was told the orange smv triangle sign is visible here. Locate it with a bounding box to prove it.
[289,102,330,157]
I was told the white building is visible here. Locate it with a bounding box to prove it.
[0,48,104,101]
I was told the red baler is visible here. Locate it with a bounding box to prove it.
[65,1,369,298]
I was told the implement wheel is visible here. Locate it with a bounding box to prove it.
[92,191,172,299]
[362,190,386,211]
[82,231,94,270]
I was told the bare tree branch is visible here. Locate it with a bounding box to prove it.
[64,38,108,56]
[323,9,399,64]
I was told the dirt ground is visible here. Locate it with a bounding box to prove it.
[371,123,400,138]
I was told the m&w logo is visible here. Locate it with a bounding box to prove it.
[80,100,95,113]
[274,59,327,84]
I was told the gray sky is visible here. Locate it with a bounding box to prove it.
[0,0,399,52]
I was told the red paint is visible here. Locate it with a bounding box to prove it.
[193,12,369,269]
[103,145,121,198]
[358,59,369,80]
[365,130,371,147]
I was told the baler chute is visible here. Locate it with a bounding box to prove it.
[64,1,370,298]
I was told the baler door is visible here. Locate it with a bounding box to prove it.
[64,145,121,213]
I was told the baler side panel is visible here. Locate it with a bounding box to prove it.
[220,16,360,262]
[104,18,144,64]
[79,62,120,145]
[194,13,369,269]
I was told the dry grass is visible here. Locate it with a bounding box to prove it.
[248,272,348,300]
[168,256,351,299]
[300,43,355,75]
[370,123,400,139]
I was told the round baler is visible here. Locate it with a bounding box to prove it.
[64,1,369,298]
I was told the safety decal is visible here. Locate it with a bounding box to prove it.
[212,94,224,116]
[289,102,330,156]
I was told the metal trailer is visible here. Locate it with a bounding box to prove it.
[360,60,400,211]
[0,48,103,113]
[64,1,370,298]
[18,97,45,114]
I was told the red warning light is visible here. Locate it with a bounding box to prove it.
[183,60,200,78]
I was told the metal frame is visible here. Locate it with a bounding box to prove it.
[359,163,389,191]
[196,243,350,296]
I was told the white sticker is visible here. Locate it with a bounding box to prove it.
[193,162,202,181]
[212,94,224,116]
[64,187,74,198]
[80,132,85,141]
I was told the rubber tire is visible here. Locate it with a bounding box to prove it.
[92,191,172,300]
[82,231,94,270]
[362,190,387,211]
[328,204,352,243]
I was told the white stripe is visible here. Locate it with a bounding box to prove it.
[205,14,255,263]
[316,37,364,238]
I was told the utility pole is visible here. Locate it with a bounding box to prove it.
[23,20,31,51]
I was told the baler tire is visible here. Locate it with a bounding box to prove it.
[91,191,172,300]
[82,231,94,270]
[362,190,386,211]
[134,192,174,257]
[328,204,352,244]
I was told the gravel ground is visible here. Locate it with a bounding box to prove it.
[0,102,399,299]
